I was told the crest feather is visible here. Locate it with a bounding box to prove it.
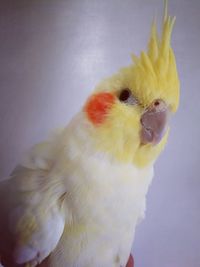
[129,0,179,112]
[148,18,159,62]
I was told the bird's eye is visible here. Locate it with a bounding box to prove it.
[119,89,130,101]
[118,88,137,105]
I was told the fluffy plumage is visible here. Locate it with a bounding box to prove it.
[0,2,179,267]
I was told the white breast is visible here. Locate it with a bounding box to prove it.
[48,114,154,267]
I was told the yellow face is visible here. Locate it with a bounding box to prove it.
[84,5,180,168]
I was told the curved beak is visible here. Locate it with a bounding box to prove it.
[140,99,169,145]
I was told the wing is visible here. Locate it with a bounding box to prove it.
[0,136,67,267]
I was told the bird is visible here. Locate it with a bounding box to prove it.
[0,2,179,267]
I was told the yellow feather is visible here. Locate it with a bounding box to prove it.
[148,18,159,62]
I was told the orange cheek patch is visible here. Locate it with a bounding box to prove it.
[85,92,115,125]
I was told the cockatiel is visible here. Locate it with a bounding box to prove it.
[0,2,179,267]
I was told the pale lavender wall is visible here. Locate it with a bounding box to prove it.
[0,0,199,266]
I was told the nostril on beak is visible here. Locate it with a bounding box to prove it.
[154,100,160,107]
[151,99,168,112]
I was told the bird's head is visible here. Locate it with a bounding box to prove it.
[83,4,180,168]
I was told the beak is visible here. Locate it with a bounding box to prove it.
[140,99,169,145]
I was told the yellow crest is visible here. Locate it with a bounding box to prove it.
[122,0,180,112]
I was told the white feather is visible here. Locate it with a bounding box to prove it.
[41,113,154,267]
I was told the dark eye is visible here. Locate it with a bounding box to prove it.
[118,88,137,105]
[119,89,130,102]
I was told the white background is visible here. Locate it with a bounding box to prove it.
[0,0,199,266]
